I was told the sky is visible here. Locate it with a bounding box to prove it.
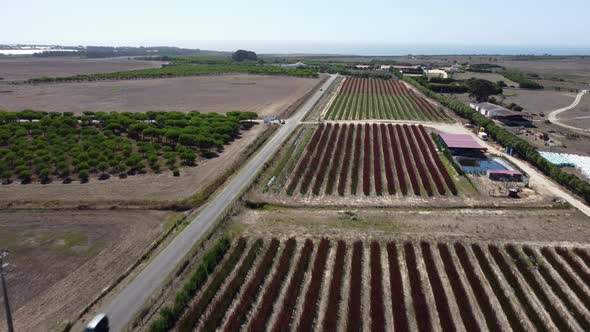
[3,0,590,55]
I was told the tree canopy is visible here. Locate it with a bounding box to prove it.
[464,78,503,102]
[231,49,258,62]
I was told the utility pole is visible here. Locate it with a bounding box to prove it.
[0,250,14,332]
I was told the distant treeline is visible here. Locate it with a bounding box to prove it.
[467,63,504,73]
[83,46,223,58]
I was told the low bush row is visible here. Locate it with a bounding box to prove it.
[346,241,363,332]
[200,239,263,331]
[296,238,330,331]
[504,245,570,331]
[325,125,347,195]
[223,239,279,331]
[148,237,231,332]
[405,242,432,332]
[396,125,420,195]
[323,241,346,331]
[176,238,247,332]
[286,127,322,195]
[420,242,456,332]
[387,243,410,331]
[438,243,479,331]
[247,238,296,331]
[312,125,340,195]
[272,240,314,332]
[403,125,433,196]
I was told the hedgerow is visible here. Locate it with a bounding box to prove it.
[148,237,231,332]
[27,63,317,83]
[177,239,248,331]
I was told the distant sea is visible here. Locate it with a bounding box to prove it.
[186,41,590,56]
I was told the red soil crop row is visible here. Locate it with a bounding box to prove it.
[296,238,330,332]
[300,124,332,194]
[325,124,348,195]
[437,243,480,331]
[420,242,456,332]
[323,240,346,332]
[505,245,571,331]
[411,125,446,195]
[522,246,590,331]
[248,238,297,331]
[386,242,410,331]
[286,126,322,195]
[403,124,433,196]
[350,124,362,195]
[487,245,546,330]
[312,124,340,195]
[555,247,590,288]
[372,124,383,195]
[200,239,263,332]
[454,242,502,331]
[470,244,526,332]
[379,124,395,195]
[404,242,433,332]
[539,247,590,311]
[338,124,355,196]
[340,77,411,94]
[346,241,363,332]
[272,239,314,332]
[409,94,440,120]
[418,125,458,195]
[573,248,590,269]
[363,123,372,195]
[396,125,421,195]
[223,239,279,332]
[178,238,248,332]
[387,124,407,195]
[370,242,385,331]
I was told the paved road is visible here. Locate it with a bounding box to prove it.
[548,89,588,133]
[101,74,338,331]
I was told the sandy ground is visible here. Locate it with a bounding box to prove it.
[0,209,170,331]
[0,57,164,82]
[0,74,320,116]
[500,57,590,83]
[0,124,267,207]
[237,207,590,244]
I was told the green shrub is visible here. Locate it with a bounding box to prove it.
[148,237,231,332]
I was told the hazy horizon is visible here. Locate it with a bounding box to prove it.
[4,0,590,56]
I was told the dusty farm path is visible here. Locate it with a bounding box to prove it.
[95,74,338,331]
[548,89,589,133]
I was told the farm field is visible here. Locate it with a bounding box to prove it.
[0,209,171,331]
[326,77,451,121]
[162,236,590,332]
[0,56,164,82]
[0,74,320,116]
[0,121,271,208]
[271,123,458,198]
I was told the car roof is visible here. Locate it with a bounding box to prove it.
[87,314,107,328]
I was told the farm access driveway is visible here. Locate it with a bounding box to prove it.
[96,74,338,331]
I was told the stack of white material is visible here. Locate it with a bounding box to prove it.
[563,153,590,179]
[539,151,590,179]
